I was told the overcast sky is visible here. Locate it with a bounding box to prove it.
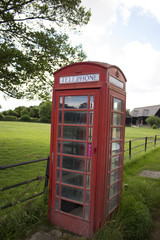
[0,0,160,111]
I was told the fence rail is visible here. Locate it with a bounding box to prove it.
[124,134,160,160]
[0,157,49,210]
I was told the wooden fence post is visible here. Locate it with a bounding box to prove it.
[129,140,131,159]
[145,137,148,151]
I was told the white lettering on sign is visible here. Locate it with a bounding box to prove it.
[59,74,99,84]
[109,75,124,89]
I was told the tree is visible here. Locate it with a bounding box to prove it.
[0,0,91,99]
[39,101,52,120]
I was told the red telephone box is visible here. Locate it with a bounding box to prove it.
[49,61,126,236]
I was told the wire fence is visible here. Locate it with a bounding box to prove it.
[0,157,49,210]
[0,134,160,211]
[124,135,160,160]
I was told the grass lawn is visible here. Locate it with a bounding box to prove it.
[0,122,160,240]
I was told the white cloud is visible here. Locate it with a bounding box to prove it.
[121,0,160,23]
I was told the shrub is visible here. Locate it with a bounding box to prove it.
[40,117,50,123]
[152,124,157,129]
[3,115,17,121]
[146,115,160,127]
[0,113,4,120]
[20,114,30,122]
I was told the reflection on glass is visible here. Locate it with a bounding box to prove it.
[64,96,88,109]
[62,141,86,156]
[112,128,121,140]
[64,111,87,124]
[113,113,121,126]
[59,96,63,109]
[112,142,121,155]
[61,200,83,217]
[57,140,61,153]
[59,111,62,123]
[88,127,93,141]
[58,126,61,138]
[89,111,93,125]
[90,96,94,109]
[110,169,119,184]
[56,170,60,181]
[110,155,120,170]
[85,206,89,220]
[56,184,59,196]
[62,171,84,187]
[113,98,122,111]
[62,156,85,172]
[57,155,60,167]
[55,198,59,210]
[87,159,91,172]
[108,195,118,213]
[86,175,90,189]
[61,185,84,202]
[63,126,86,140]
[85,191,90,204]
[109,182,119,199]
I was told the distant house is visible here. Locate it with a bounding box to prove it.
[130,104,160,126]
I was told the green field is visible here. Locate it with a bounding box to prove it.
[0,122,160,240]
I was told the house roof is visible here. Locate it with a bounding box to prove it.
[130,105,160,117]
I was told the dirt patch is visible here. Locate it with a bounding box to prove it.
[139,170,160,179]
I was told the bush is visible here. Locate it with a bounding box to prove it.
[40,117,50,123]
[20,114,30,122]
[0,113,4,120]
[146,115,160,127]
[3,115,17,121]
[152,124,157,129]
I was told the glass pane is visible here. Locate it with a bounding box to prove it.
[108,195,118,213]
[85,206,89,220]
[59,96,63,108]
[113,98,122,111]
[113,113,121,126]
[55,198,59,210]
[88,127,93,141]
[90,96,94,109]
[110,169,119,184]
[89,111,93,125]
[87,159,91,172]
[56,184,59,196]
[64,96,88,109]
[85,191,90,204]
[58,126,61,138]
[63,126,86,140]
[62,171,84,187]
[112,128,121,140]
[111,155,120,170]
[56,170,60,182]
[62,156,85,172]
[59,111,62,123]
[61,200,83,217]
[112,142,121,155]
[64,111,87,124]
[61,185,84,203]
[109,182,119,199]
[86,175,90,189]
[57,140,61,153]
[57,155,60,167]
[62,141,86,156]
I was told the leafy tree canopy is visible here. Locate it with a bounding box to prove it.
[0,0,91,99]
